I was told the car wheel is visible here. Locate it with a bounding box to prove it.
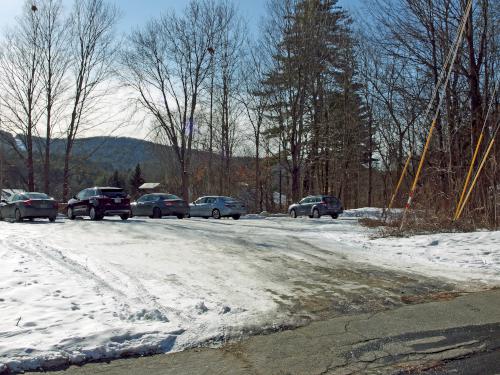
[290,209,297,218]
[49,217,56,222]
[15,209,22,222]
[232,215,240,220]
[312,209,321,219]
[67,207,75,220]
[89,207,99,221]
[176,214,184,219]
[152,207,162,219]
[212,209,221,219]
[331,213,339,219]
[120,214,129,221]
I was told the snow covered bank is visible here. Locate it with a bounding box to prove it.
[0,214,498,372]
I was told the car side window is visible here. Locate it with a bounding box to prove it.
[138,195,149,203]
[196,198,206,204]
[206,198,216,204]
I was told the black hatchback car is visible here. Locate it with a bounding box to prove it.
[67,187,131,221]
[288,195,343,219]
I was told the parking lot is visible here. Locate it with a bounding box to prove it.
[1,214,499,373]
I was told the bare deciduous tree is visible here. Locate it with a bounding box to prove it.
[0,1,43,191]
[62,0,119,201]
[121,0,225,201]
[39,0,70,194]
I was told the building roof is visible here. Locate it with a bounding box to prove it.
[139,182,161,190]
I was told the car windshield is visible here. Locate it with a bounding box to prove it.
[99,189,127,198]
[25,193,51,200]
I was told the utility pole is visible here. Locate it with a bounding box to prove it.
[278,142,282,210]
[0,114,4,199]
[207,46,215,193]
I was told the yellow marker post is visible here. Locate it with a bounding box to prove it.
[388,150,412,211]
[400,119,437,229]
[456,137,497,220]
[454,132,484,220]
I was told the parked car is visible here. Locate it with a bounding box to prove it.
[288,195,343,219]
[0,192,58,222]
[189,196,247,220]
[131,193,189,219]
[67,187,131,221]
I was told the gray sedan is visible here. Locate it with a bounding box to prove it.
[131,193,189,219]
[0,192,58,222]
[189,196,247,220]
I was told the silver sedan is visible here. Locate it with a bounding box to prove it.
[189,196,247,220]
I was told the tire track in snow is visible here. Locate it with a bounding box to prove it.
[4,235,173,323]
[91,261,185,324]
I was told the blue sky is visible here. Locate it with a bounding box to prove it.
[0,0,362,35]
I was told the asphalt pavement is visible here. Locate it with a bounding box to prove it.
[28,288,500,375]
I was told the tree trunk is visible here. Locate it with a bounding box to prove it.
[44,101,52,194]
[62,148,71,201]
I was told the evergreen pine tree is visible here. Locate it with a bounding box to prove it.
[129,164,145,198]
[108,170,126,189]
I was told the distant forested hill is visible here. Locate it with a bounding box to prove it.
[48,136,166,171]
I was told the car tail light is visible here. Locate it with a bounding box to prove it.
[23,200,33,206]
[53,201,59,209]
[320,200,327,205]
[164,201,174,206]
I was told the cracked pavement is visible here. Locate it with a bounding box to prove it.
[30,288,500,375]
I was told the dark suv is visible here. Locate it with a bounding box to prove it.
[288,195,343,219]
[67,187,131,221]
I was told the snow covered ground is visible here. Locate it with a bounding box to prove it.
[0,210,499,373]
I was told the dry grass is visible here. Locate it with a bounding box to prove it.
[359,209,494,238]
[400,291,463,304]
